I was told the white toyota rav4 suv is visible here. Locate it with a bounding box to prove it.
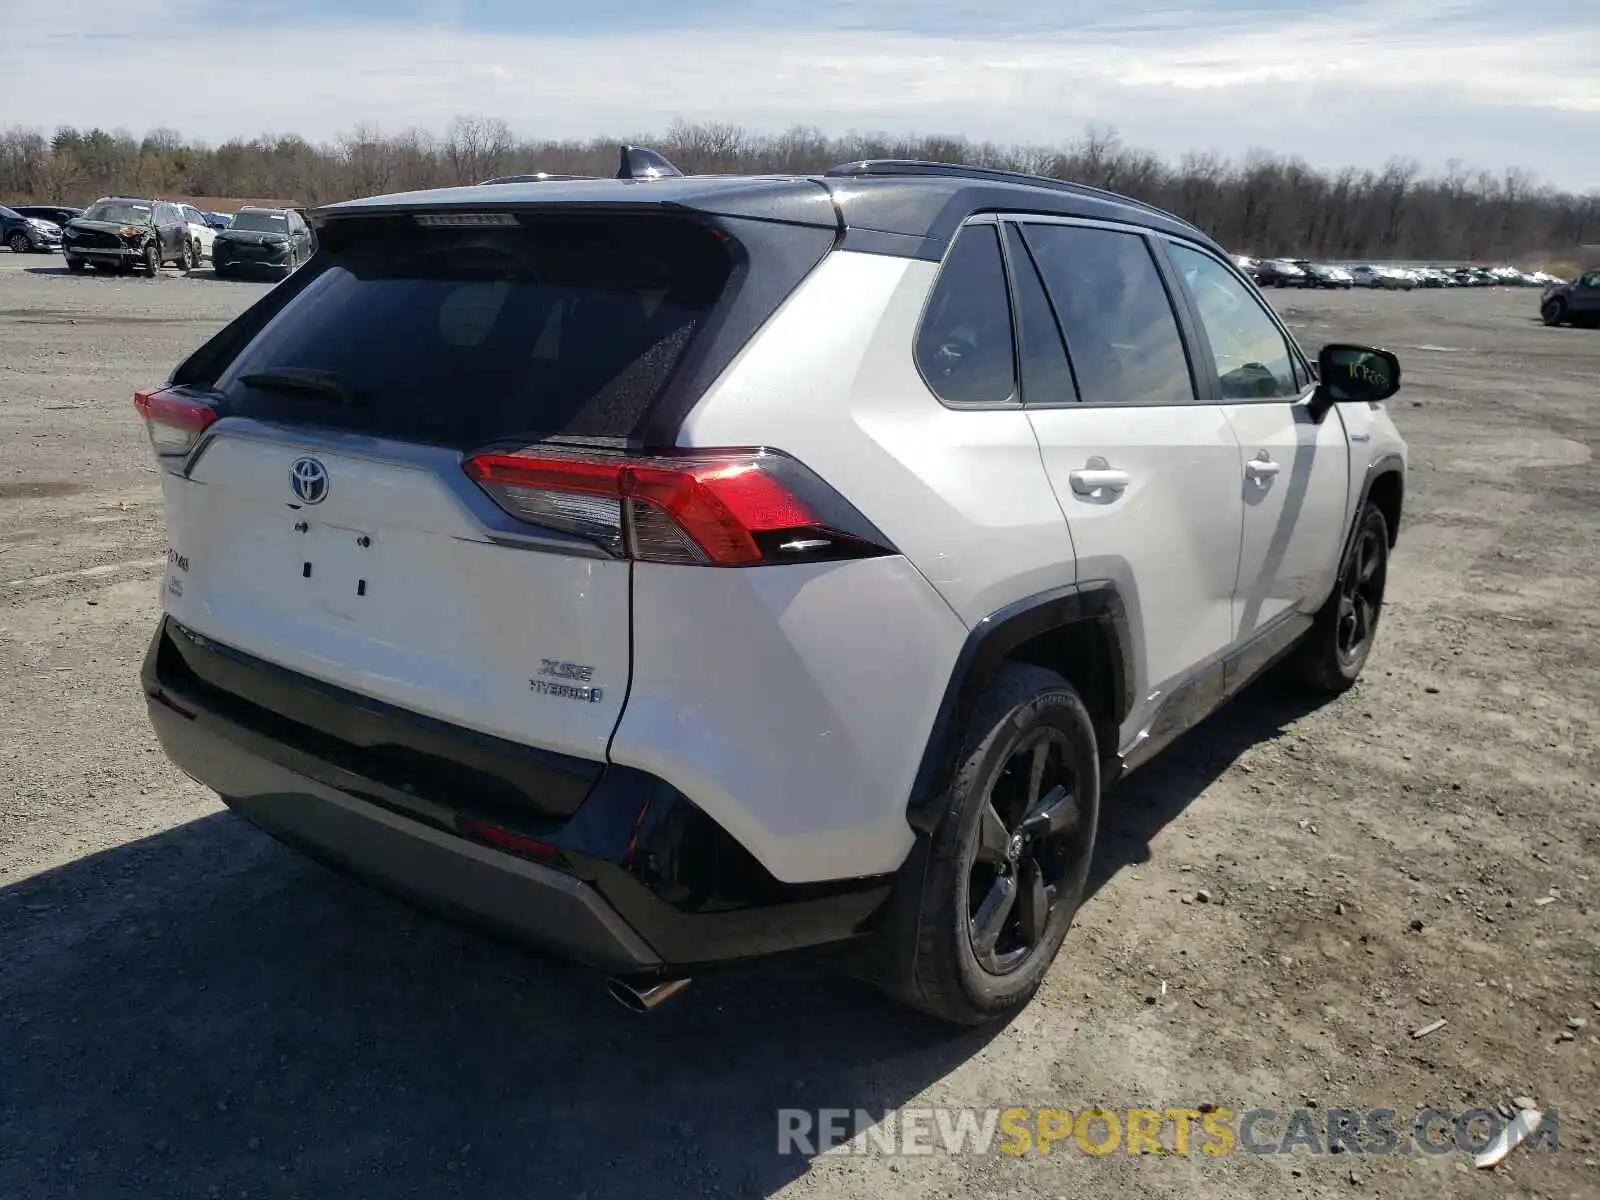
[139,149,1407,1025]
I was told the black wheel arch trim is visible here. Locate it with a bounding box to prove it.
[1346,453,1405,559]
[903,581,1134,838]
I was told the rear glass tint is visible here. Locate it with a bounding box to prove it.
[214,214,733,448]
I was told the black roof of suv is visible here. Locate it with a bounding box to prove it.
[316,148,1221,263]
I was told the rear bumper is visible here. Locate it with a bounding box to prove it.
[141,618,892,971]
[146,693,661,969]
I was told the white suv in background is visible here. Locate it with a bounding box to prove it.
[175,203,215,262]
[138,151,1407,1025]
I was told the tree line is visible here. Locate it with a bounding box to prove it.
[1,117,1595,266]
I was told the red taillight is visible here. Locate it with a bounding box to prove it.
[134,388,217,460]
[463,447,893,567]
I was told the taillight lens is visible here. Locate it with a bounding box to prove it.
[134,388,217,462]
[463,447,895,567]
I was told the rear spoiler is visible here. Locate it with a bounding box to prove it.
[479,145,684,187]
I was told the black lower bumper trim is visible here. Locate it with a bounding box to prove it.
[142,618,896,971]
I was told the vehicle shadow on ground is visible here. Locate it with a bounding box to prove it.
[1084,675,1330,899]
[22,264,271,284]
[0,811,990,1199]
[0,678,1324,1199]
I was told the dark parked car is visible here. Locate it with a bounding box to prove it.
[62,198,195,274]
[203,211,232,230]
[1291,260,1353,289]
[12,204,83,233]
[211,206,314,277]
[1541,269,1600,328]
[1,205,64,253]
[1253,259,1309,287]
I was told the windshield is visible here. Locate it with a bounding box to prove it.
[84,201,153,225]
[231,212,289,234]
[0,207,18,220]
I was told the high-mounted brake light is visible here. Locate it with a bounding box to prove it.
[414,212,520,228]
[463,448,895,567]
[133,388,217,460]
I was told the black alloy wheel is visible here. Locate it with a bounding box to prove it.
[966,726,1089,974]
[1336,518,1387,669]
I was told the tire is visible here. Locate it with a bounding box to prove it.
[7,231,29,254]
[143,242,161,275]
[65,256,85,272]
[177,240,192,272]
[1541,298,1567,327]
[1292,503,1390,694]
[890,663,1101,1025]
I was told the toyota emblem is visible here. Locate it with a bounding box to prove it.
[290,457,329,505]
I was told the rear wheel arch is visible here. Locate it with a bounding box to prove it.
[905,583,1134,837]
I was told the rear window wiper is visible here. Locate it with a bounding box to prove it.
[237,368,367,407]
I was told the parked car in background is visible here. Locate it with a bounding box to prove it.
[1,205,63,253]
[1350,265,1403,289]
[203,211,233,230]
[1412,268,1449,288]
[12,204,83,231]
[1292,261,1353,289]
[176,204,216,263]
[1254,259,1308,287]
[1540,269,1600,327]
[211,205,314,277]
[62,197,196,274]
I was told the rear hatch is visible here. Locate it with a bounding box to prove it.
[149,210,752,771]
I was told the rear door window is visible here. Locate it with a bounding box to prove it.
[1021,223,1196,407]
[213,214,733,448]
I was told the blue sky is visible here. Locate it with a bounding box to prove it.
[4,0,1598,187]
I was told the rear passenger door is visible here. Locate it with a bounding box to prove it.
[1162,240,1349,639]
[1010,219,1245,752]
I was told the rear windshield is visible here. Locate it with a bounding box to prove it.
[231,212,288,233]
[214,214,732,448]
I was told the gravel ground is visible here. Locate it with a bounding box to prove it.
[1,253,1596,1199]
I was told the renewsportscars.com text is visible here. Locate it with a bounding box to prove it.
[778,1105,1560,1158]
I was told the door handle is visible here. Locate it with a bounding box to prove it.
[1068,468,1131,495]
[1244,455,1281,482]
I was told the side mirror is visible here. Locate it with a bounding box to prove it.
[1308,343,1401,423]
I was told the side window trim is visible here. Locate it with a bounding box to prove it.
[999,221,1081,408]
[1156,235,1315,401]
[1005,214,1207,408]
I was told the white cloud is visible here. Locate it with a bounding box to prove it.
[2,0,1597,187]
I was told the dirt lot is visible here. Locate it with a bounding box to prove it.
[1,253,1596,1199]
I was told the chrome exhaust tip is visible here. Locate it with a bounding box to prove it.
[606,975,692,1014]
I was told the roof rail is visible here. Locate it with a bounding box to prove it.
[480,172,589,185]
[823,159,1189,228]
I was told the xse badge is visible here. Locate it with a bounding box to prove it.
[531,659,603,703]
